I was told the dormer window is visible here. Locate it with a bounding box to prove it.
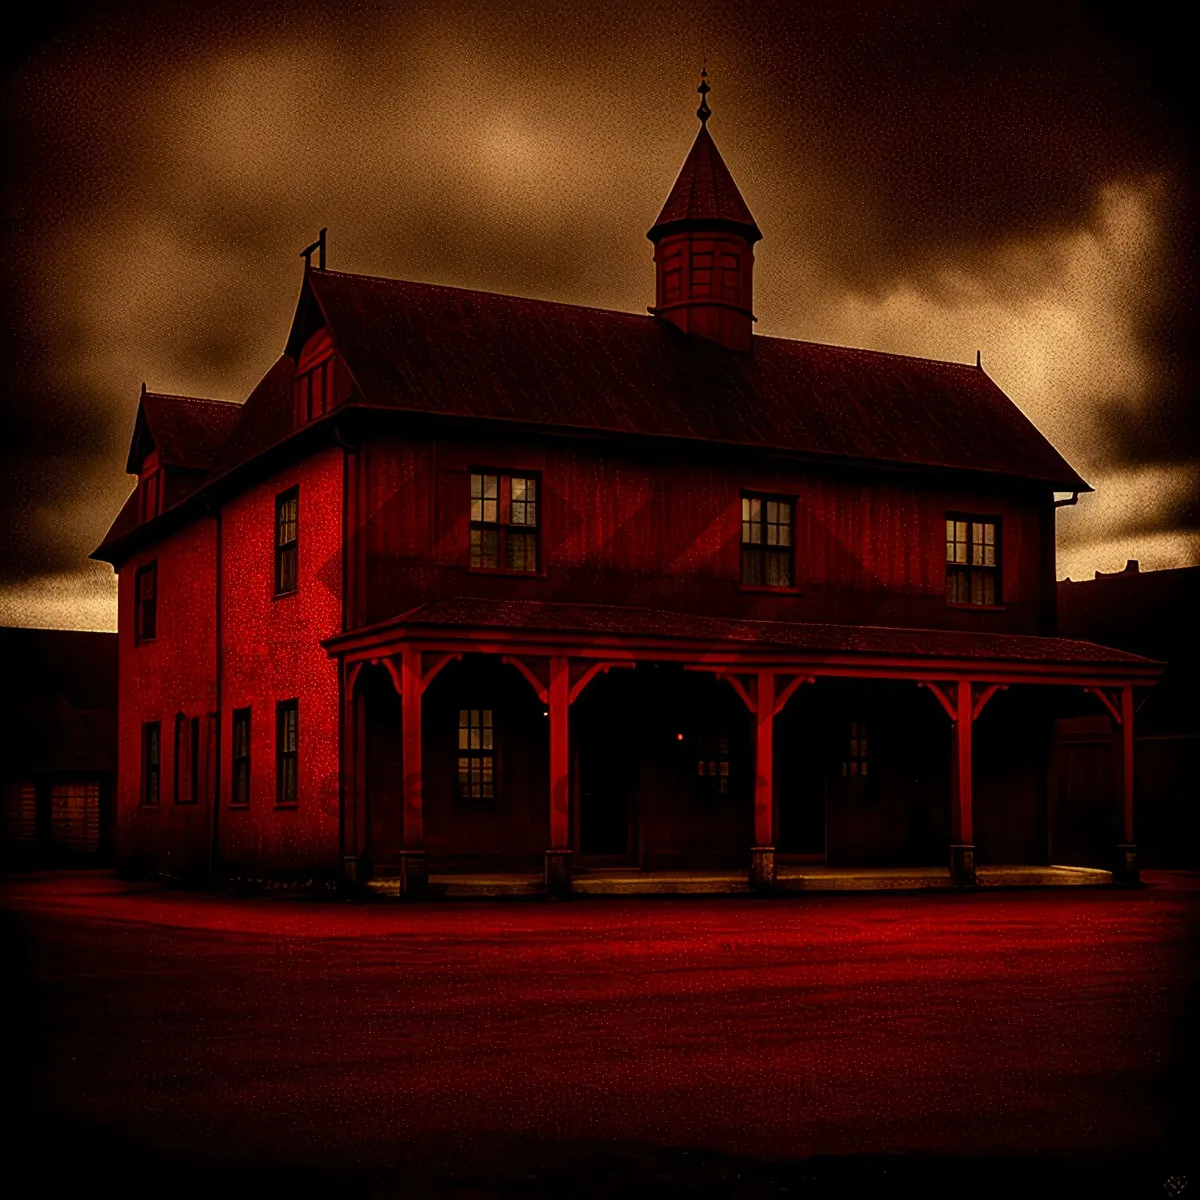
[294,328,337,424]
[139,450,162,521]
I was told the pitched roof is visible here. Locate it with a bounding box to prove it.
[126,391,242,473]
[329,597,1159,675]
[648,124,762,242]
[306,270,1088,490]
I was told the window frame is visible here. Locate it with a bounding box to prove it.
[231,707,251,807]
[142,721,161,806]
[274,487,299,597]
[739,492,797,591]
[173,712,200,804]
[841,721,870,778]
[276,698,299,807]
[945,513,1003,608]
[468,470,542,576]
[456,706,499,807]
[134,560,158,643]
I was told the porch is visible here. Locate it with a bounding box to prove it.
[365,863,1113,898]
[326,598,1161,897]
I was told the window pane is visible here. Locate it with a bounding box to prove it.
[741,547,762,586]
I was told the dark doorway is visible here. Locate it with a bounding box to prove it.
[575,665,753,869]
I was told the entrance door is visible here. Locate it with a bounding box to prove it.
[578,715,637,860]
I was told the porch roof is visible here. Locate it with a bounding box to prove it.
[324,597,1162,686]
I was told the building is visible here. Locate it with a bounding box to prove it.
[92,82,1161,893]
[1,627,117,865]
[1057,562,1198,869]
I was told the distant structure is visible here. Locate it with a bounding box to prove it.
[92,76,1160,893]
[1057,562,1199,868]
[1,627,117,864]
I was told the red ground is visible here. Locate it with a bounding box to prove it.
[3,871,1198,1196]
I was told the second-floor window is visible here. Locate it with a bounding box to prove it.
[275,488,298,595]
[741,495,793,588]
[142,721,160,805]
[135,561,157,642]
[470,472,538,573]
[276,699,299,805]
[232,707,251,806]
[946,516,1001,606]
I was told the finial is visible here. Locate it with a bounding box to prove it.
[697,65,711,125]
[140,381,146,398]
[976,349,982,369]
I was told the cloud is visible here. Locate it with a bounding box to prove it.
[1,1,1195,628]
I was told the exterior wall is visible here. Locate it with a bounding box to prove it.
[362,431,1052,634]
[116,516,218,877]
[218,446,343,877]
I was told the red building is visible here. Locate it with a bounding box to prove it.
[93,89,1160,893]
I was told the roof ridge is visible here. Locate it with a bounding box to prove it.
[144,391,240,407]
[313,270,983,371]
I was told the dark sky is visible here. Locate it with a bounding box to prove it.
[2,0,1197,628]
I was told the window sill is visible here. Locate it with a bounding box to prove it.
[738,584,804,595]
[173,800,199,806]
[467,567,546,579]
[274,802,299,811]
[947,602,1006,612]
[134,637,158,646]
[228,803,250,810]
[272,588,299,602]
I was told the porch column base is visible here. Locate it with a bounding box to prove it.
[750,846,776,893]
[397,851,428,898]
[544,849,572,896]
[341,855,373,888]
[1114,843,1140,886]
[950,843,976,888]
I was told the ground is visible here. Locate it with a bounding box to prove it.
[3,871,1198,1197]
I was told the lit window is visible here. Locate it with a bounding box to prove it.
[457,708,496,801]
[276,699,298,805]
[276,489,299,595]
[842,721,869,777]
[741,495,793,587]
[470,473,538,573]
[946,516,1000,605]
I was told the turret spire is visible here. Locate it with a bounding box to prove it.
[647,73,761,351]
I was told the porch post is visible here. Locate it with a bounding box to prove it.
[1115,683,1139,884]
[399,646,427,895]
[950,680,976,887]
[751,668,776,891]
[545,655,572,894]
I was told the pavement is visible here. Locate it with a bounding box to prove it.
[3,869,1198,1196]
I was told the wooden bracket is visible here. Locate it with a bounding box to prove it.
[971,683,1007,722]
[502,655,549,704]
[380,656,404,699]
[568,660,634,706]
[345,659,365,697]
[421,652,462,692]
[1087,686,1123,725]
[772,674,815,717]
[716,673,758,713]
[921,680,959,722]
